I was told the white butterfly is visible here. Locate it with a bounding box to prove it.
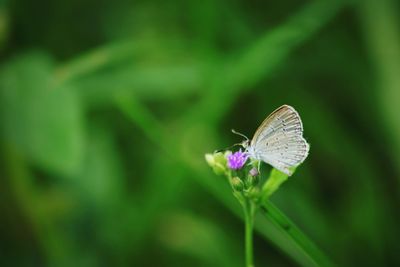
[238,105,310,176]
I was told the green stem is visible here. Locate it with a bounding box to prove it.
[244,200,255,267]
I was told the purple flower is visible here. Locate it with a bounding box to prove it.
[227,149,248,170]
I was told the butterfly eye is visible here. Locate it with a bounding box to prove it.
[241,140,249,148]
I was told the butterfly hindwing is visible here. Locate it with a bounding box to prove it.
[250,105,309,175]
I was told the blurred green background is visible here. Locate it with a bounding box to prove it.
[1,0,400,266]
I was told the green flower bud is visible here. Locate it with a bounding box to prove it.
[246,175,259,188]
[205,153,215,166]
[215,151,229,165]
[246,167,259,187]
[204,152,228,175]
[231,177,244,192]
[249,167,259,177]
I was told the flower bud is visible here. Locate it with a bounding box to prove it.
[215,152,228,166]
[205,153,215,166]
[249,167,259,177]
[247,175,259,187]
[245,167,259,188]
[204,152,228,175]
[231,177,244,192]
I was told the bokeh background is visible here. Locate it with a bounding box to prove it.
[1,0,400,266]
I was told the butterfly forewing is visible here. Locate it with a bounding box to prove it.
[250,105,309,175]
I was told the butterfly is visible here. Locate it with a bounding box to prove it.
[237,105,309,176]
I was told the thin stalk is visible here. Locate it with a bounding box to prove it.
[244,200,256,267]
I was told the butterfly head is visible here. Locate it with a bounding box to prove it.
[231,129,253,154]
[241,139,250,148]
[241,139,256,158]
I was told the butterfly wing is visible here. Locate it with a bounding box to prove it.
[251,105,309,176]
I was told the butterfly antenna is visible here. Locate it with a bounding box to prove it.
[214,142,243,153]
[231,129,249,141]
[214,129,249,153]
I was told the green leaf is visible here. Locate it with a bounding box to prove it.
[185,0,348,125]
[257,201,335,267]
[158,212,242,267]
[261,168,291,200]
[358,0,400,179]
[74,124,124,205]
[0,52,85,175]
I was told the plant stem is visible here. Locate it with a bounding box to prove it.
[244,200,255,267]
